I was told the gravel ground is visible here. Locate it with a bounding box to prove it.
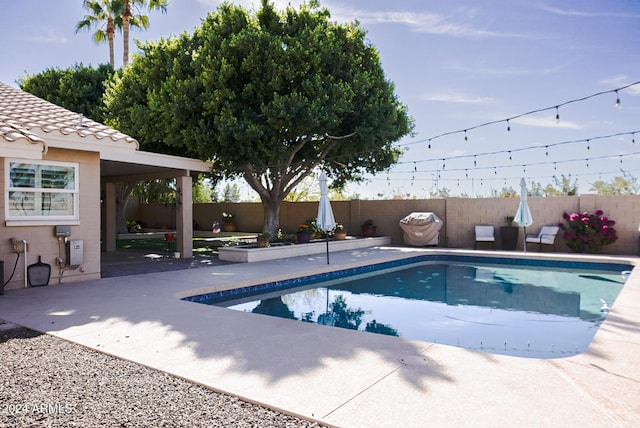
[0,320,327,428]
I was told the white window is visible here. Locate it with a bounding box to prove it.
[5,159,79,222]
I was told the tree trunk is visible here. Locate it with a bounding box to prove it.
[107,18,115,68]
[122,0,131,66]
[261,195,282,236]
[115,182,135,234]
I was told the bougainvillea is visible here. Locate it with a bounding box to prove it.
[559,210,618,253]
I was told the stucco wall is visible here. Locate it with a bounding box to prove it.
[1,149,101,291]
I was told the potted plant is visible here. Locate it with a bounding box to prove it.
[361,219,376,237]
[296,223,312,243]
[500,215,518,250]
[127,220,142,233]
[257,232,271,248]
[333,224,347,240]
[221,212,236,232]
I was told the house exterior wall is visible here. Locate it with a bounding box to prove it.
[1,148,101,291]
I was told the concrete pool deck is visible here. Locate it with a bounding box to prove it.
[1,247,639,427]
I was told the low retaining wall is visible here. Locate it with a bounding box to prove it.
[218,236,391,263]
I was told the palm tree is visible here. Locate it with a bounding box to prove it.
[122,0,169,66]
[76,0,124,68]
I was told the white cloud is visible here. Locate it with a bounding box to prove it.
[600,75,640,96]
[445,61,569,78]
[21,28,67,44]
[538,5,640,18]
[199,1,531,39]
[512,115,581,130]
[423,92,495,104]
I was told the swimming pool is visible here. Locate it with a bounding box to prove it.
[184,255,632,359]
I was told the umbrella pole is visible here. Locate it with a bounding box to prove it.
[326,236,330,264]
[523,226,527,253]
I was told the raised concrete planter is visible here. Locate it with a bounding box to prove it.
[218,236,391,263]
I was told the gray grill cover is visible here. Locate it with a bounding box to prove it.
[399,212,443,246]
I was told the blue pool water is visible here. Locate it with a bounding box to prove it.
[185,255,632,359]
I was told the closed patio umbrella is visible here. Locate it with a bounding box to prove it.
[513,177,533,252]
[317,171,336,264]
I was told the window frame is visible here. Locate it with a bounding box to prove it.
[4,158,80,224]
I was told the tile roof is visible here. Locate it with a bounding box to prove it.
[0,81,139,149]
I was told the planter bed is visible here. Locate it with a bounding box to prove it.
[218,236,391,263]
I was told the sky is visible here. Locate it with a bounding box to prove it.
[1,0,639,200]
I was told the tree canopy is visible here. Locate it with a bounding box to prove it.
[104,0,412,233]
[19,63,114,122]
[590,170,639,195]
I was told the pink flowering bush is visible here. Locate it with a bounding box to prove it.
[560,209,618,253]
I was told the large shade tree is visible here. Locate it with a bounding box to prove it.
[105,0,412,234]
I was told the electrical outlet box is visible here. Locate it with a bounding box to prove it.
[55,225,71,237]
[66,240,83,265]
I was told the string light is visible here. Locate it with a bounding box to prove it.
[506,119,511,134]
[615,90,621,109]
[464,130,468,143]
[400,81,640,150]
[586,139,590,150]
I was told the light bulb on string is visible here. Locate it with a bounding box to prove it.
[545,146,549,156]
[632,133,636,144]
[586,139,590,151]
[615,90,621,109]
[586,158,589,168]
[523,165,526,174]
[464,130,468,143]
[506,119,511,134]
[555,106,560,123]
[465,169,468,178]
[428,139,432,149]
[508,151,512,160]
[494,167,497,175]
[620,155,623,164]
[442,159,446,170]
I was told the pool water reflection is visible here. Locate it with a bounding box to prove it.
[203,261,630,358]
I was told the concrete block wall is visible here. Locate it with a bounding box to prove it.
[134,194,640,255]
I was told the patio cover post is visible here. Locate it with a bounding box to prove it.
[104,182,117,252]
[176,175,193,258]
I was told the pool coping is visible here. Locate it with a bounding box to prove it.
[0,247,639,427]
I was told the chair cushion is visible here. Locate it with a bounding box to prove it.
[475,225,495,241]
